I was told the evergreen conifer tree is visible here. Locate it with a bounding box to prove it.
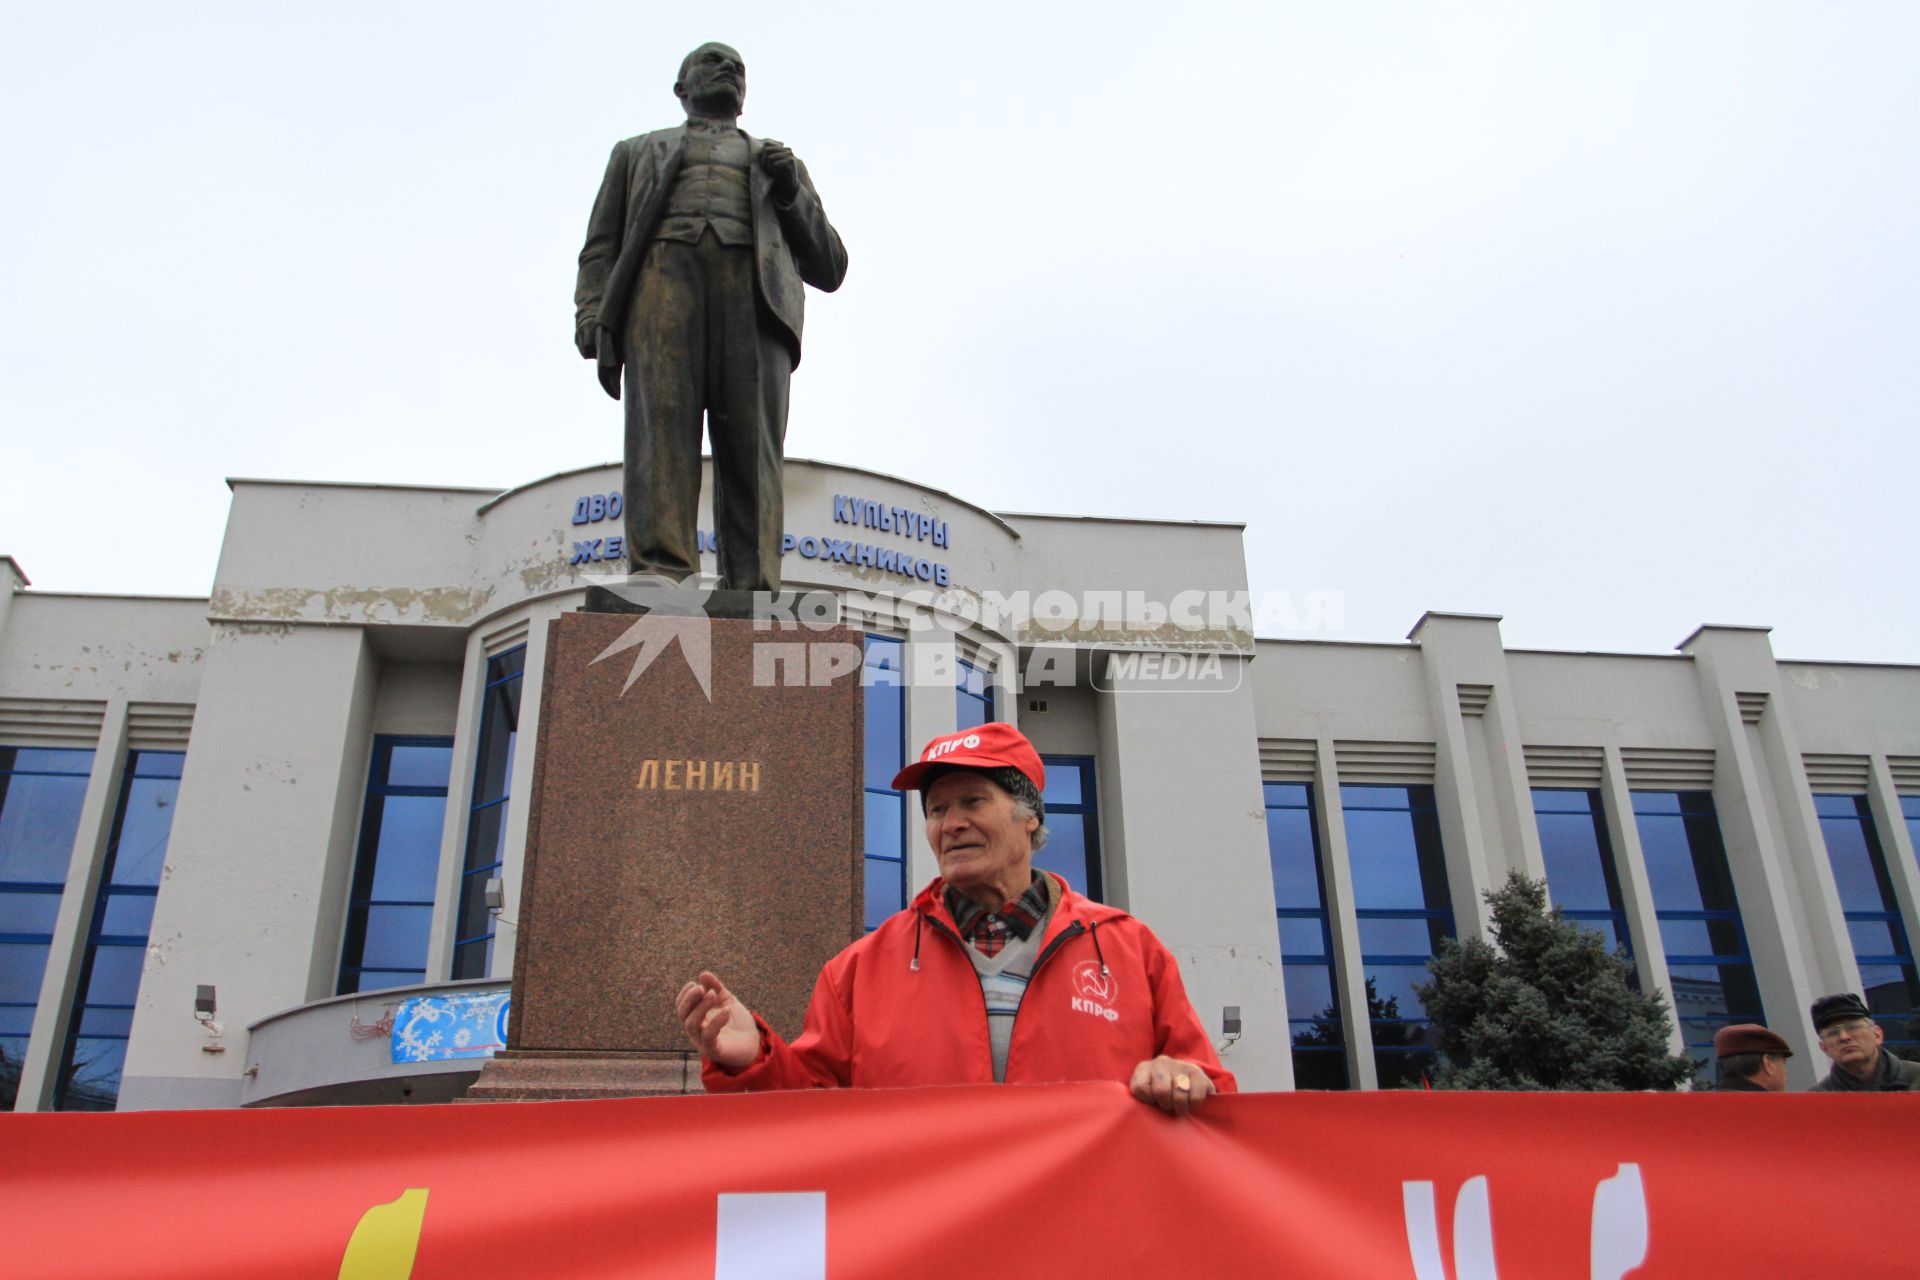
[1415,871,1696,1091]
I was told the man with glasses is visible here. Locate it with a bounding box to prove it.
[1809,992,1920,1092]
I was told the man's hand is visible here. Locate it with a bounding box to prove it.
[1129,1055,1215,1116]
[595,326,621,400]
[675,971,760,1071]
[758,140,802,202]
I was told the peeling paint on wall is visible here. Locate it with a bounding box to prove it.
[209,585,492,626]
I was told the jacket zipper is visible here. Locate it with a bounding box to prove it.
[921,914,1089,1083]
[1003,922,1086,1081]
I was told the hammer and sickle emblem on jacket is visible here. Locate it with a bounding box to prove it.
[1072,960,1116,1005]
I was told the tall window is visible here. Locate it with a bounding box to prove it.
[955,658,996,730]
[1633,791,1763,1075]
[0,747,95,1110]
[1533,789,1633,957]
[1037,756,1101,902]
[1342,784,1452,1088]
[338,737,453,995]
[1265,782,1347,1089]
[863,637,907,930]
[55,750,181,1111]
[1815,794,1919,1059]
[1904,796,1920,875]
[455,646,523,980]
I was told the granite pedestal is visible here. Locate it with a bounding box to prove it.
[465,609,863,1102]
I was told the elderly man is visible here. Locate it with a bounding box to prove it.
[574,42,847,592]
[1711,1023,1792,1092]
[1808,992,1920,1092]
[677,723,1235,1114]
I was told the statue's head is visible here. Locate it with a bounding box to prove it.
[675,43,745,117]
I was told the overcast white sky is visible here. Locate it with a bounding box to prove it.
[3,2,1915,661]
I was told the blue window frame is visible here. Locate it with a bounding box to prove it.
[454,646,524,980]
[1533,789,1634,960]
[1632,790,1764,1076]
[863,637,907,931]
[0,746,95,1111]
[54,750,182,1111]
[338,737,454,995]
[1037,756,1102,902]
[1904,795,1920,876]
[1342,784,1452,1088]
[1815,793,1919,1057]
[1266,782,1348,1089]
[955,658,996,731]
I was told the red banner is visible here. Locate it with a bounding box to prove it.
[2,1084,1913,1277]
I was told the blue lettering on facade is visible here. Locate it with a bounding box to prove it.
[568,492,953,583]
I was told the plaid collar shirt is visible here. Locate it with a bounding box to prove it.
[945,873,1052,958]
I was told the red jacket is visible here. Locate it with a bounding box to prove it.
[702,874,1238,1094]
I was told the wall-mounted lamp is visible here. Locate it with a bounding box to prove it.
[196,984,226,1052]
[1217,1005,1242,1053]
[484,877,505,913]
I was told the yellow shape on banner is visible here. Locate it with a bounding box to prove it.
[338,1188,429,1279]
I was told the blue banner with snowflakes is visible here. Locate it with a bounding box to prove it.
[391,989,512,1063]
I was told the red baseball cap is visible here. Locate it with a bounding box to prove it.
[890,722,1046,794]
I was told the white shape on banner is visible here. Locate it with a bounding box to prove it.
[1590,1163,1649,1280]
[1402,1176,1498,1280]
[1401,1163,1648,1280]
[715,1192,825,1280]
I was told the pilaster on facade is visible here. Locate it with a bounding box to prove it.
[1312,735,1377,1090]
[1095,652,1290,1090]
[1678,626,1846,1078]
[121,622,378,1110]
[0,556,28,643]
[1407,612,1543,940]
[1596,743,1688,1063]
[16,700,130,1111]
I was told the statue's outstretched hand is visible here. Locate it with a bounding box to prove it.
[758,140,802,202]
[595,327,621,400]
[675,971,760,1071]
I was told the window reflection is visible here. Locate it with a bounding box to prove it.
[455,647,523,979]
[955,658,995,731]
[1341,784,1450,1088]
[55,750,182,1111]
[0,746,95,1111]
[339,737,453,995]
[863,637,907,929]
[1815,794,1919,1058]
[1532,789,1634,965]
[1038,758,1100,901]
[1632,790,1763,1077]
[1265,783,1347,1089]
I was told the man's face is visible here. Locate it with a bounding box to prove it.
[676,43,745,116]
[924,771,1037,900]
[1755,1053,1788,1092]
[1817,1017,1883,1076]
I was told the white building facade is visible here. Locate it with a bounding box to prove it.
[2,459,1915,1109]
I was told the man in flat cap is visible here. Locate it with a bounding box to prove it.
[1712,1023,1792,1092]
[1809,992,1920,1092]
[677,723,1235,1115]
[574,42,847,592]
